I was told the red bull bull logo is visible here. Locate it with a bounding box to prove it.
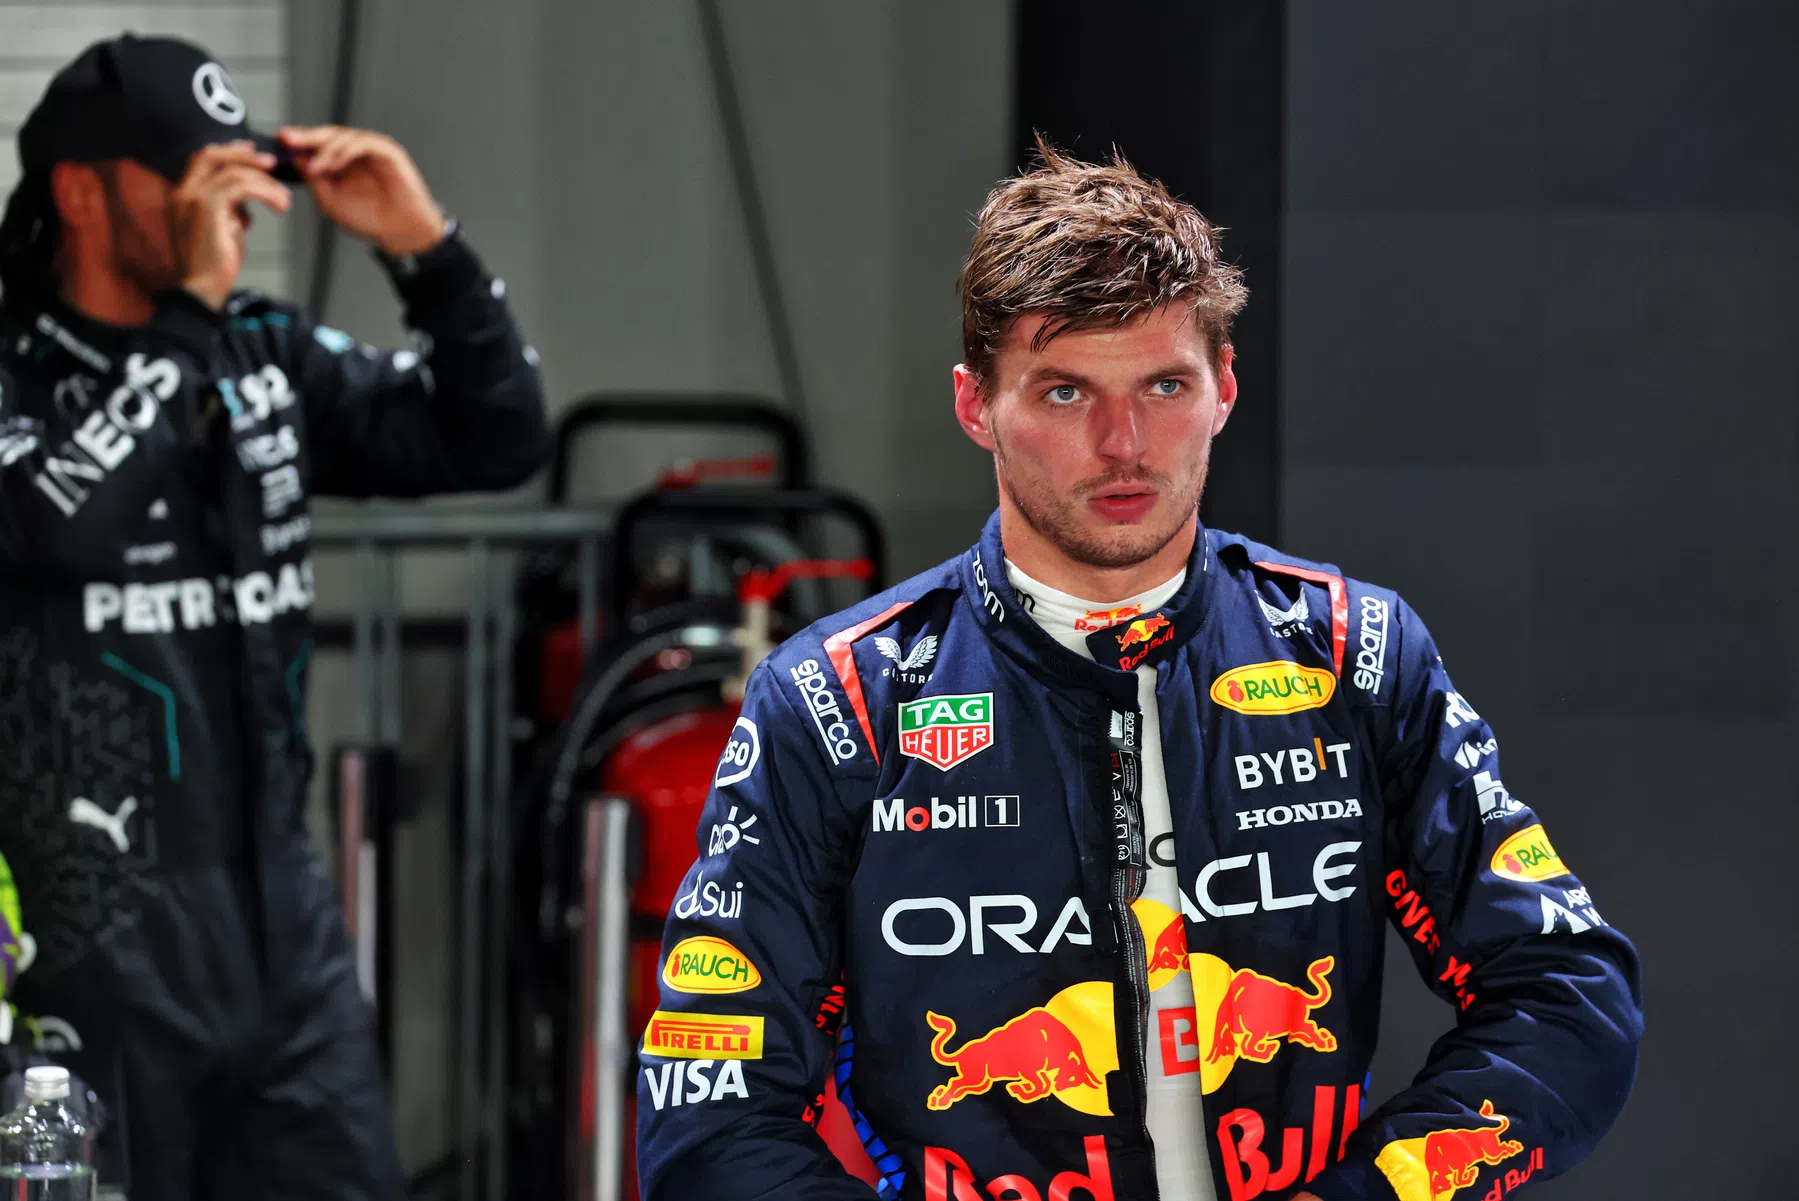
[1111,613,1175,670]
[1074,603,1142,633]
[1374,1100,1528,1201]
[924,981,1117,1116]
[1130,941,1343,1095]
[1132,898,1215,1083]
[1115,613,1170,650]
[925,1135,1114,1201]
[1135,898,1189,986]
[1209,955,1338,1065]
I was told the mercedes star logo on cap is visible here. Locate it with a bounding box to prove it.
[191,62,246,126]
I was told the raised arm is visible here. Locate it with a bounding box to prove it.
[291,228,548,498]
[275,124,547,498]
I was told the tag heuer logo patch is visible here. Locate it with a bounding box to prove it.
[898,692,994,770]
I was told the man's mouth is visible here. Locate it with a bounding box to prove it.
[1087,486,1157,523]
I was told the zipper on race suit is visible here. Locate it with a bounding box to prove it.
[1106,707,1160,1199]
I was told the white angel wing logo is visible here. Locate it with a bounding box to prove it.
[1258,592,1308,630]
[876,635,938,673]
[900,635,939,671]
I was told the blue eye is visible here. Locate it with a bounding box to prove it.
[1153,379,1182,396]
[1047,385,1081,405]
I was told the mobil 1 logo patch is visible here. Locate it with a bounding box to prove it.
[872,794,1020,833]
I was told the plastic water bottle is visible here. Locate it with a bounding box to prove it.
[0,1066,94,1200]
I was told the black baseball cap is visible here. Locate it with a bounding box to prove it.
[16,33,301,183]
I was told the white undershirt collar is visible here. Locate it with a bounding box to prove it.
[1004,560,1187,659]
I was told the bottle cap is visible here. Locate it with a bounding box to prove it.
[22,1066,69,1101]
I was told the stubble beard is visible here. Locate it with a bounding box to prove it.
[101,186,181,298]
[992,427,1212,570]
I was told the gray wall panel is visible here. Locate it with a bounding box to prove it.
[1286,1,1797,1195]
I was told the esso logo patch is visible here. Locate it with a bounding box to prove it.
[715,717,759,787]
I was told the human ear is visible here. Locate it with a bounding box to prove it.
[953,363,998,453]
[1211,344,1238,436]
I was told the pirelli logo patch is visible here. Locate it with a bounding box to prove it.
[643,1011,765,1060]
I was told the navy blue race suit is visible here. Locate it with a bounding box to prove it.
[0,230,548,1199]
[638,513,1642,1201]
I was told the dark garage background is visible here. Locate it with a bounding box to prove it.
[1,1,1790,1196]
[1279,4,1797,1196]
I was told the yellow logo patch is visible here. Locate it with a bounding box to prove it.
[643,1011,765,1060]
[662,936,761,995]
[1209,661,1336,715]
[1490,825,1570,883]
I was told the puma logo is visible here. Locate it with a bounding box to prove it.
[68,796,138,853]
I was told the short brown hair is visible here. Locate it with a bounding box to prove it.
[958,137,1247,385]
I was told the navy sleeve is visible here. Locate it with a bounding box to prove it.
[635,659,877,1201]
[1307,598,1643,1201]
[292,233,549,498]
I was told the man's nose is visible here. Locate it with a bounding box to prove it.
[1091,393,1147,464]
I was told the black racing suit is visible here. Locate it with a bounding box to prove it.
[0,230,548,1199]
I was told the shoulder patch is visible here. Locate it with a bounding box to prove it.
[821,601,914,768]
[1254,561,1347,677]
[1347,589,1394,700]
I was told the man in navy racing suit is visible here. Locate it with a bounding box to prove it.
[0,34,548,1199]
[638,142,1641,1200]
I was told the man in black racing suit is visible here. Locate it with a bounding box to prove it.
[0,34,549,1198]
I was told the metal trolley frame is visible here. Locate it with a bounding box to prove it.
[313,505,625,1201]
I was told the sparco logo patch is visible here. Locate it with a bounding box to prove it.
[1353,595,1390,694]
[788,659,857,764]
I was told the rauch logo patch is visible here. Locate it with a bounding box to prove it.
[899,693,995,770]
[662,936,762,995]
[1210,662,1336,715]
[1489,825,1569,883]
